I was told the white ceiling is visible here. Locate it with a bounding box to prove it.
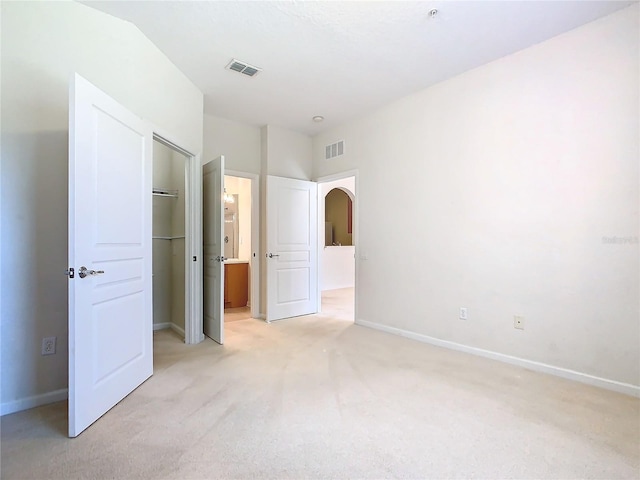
[82,1,634,136]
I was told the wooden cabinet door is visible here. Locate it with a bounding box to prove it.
[224,263,248,308]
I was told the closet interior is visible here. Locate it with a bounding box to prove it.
[152,140,188,337]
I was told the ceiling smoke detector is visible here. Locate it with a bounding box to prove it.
[226,59,262,77]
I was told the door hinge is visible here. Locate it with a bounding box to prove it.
[65,267,75,279]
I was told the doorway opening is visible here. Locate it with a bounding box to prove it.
[223,174,254,324]
[202,166,260,340]
[318,173,357,322]
[151,139,189,339]
[151,136,202,345]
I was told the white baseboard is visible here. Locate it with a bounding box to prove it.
[355,319,640,398]
[170,323,185,338]
[3,323,187,417]
[154,323,184,338]
[4,322,187,416]
[9,319,634,418]
[1,388,68,416]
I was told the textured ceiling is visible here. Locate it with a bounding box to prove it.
[82,1,635,135]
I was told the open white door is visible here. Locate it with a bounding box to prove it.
[266,176,318,321]
[203,156,225,344]
[68,74,153,437]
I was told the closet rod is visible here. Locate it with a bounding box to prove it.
[152,236,186,240]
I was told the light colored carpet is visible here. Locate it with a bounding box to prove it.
[224,306,252,323]
[320,287,354,321]
[1,288,638,479]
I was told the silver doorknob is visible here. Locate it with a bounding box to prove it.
[216,256,227,262]
[267,253,280,258]
[78,266,105,278]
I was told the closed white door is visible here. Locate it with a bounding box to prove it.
[203,156,225,344]
[266,176,318,321]
[68,74,153,437]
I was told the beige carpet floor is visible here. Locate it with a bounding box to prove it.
[224,306,252,323]
[1,288,638,479]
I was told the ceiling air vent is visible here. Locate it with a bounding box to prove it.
[226,59,262,77]
[325,140,345,160]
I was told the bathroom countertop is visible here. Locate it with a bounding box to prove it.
[225,258,249,264]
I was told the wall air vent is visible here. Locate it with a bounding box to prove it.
[325,140,345,160]
[226,59,262,77]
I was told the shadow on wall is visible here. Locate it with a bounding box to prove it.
[2,129,70,406]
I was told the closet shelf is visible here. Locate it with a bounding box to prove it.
[153,235,186,240]
[152,188,179,198]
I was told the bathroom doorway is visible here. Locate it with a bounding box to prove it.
[222,171,260,323]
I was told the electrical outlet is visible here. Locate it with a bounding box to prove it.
[42,336,56,355]
[514,315,525,330]
[459,307,468,320]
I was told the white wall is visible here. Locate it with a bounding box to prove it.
[321,247,356,291]
[263,125,313,180]
[0,1,203,413]
[203,114,261,173]
[319,177,356,291]
[313,6,639,390]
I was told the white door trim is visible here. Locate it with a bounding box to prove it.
[225,169,261,321]
[315,169,359,322]
[151,132,203,345]
[315,169,359,184]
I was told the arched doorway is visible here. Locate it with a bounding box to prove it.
[319,175,356,321]
[324,187,353,247]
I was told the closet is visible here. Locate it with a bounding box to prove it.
[152,140,187,337]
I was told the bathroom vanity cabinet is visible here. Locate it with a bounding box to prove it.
[224,261,248,308]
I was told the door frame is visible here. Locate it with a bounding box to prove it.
[315,169,359,322]
[152,131,203,345]
[224,169,260,320]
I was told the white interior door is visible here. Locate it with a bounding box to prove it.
[203,156,225,344]
[68,74,153,437]
[266,175,318,321]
